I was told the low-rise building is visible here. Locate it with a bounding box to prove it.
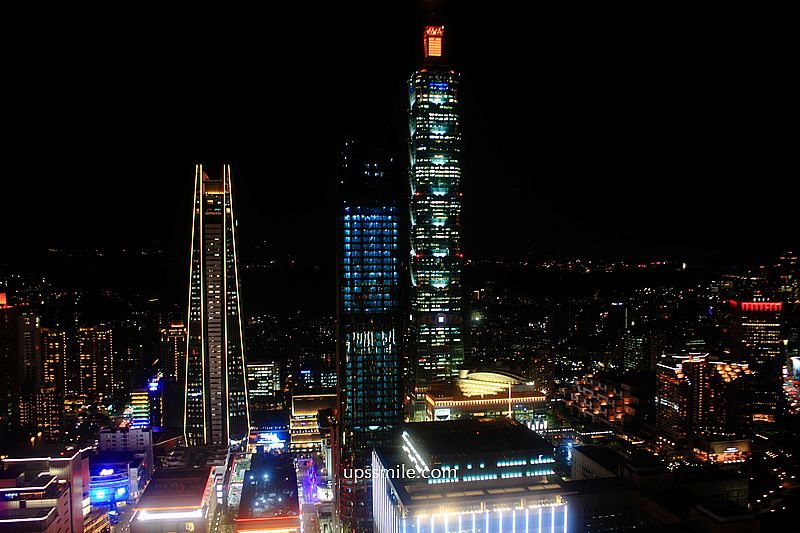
[131,468,216,533]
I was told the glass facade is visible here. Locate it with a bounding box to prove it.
[408,26,465,392]
[184,164,250,446]
[337,140,402,532]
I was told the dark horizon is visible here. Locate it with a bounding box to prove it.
[4,3,799,269]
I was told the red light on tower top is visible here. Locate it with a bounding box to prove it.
[424,26,444,59]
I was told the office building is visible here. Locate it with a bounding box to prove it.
[184,164,250,446]
[729,299,784,422]
[372,418,564,533]
[246,362,281,406]
[408,26,465,392]
[1,447,93,533]
[291,393,336,452]
[336,139,403,531]
[17,314,42,427]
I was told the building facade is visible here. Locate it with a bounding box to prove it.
[729,299,784,422]
[336,139,402,531]
[78,325,113,402]
[408,26,465,393]
[184,165,250,446]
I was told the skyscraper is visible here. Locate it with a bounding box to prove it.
[729,299,784,422]
[78,324,113,401]
[40,328,67,442]
[17,313,42,427]
[0,293,18,435]
[408,26,464,394]
[336,139,402,532]
[160,320,187,429]
[184,164,250,446]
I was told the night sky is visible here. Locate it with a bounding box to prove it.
[5,3,799,270]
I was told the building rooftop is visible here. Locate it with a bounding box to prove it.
[161,445,229,469]
[0,446,91,462]
[404,417,551,456]
[238,453,298,521]
[572,445,626,474]
[291,394,336,417]
[136,468,213,510]
[89,451,142,475]
[0,507,54,520]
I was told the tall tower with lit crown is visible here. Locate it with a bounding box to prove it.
[408,26,465,394]
[184,164,250,446]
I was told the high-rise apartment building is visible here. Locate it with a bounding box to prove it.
[656,354,754,444]
[408,26,464,393]
[336,140,402,531]
[17,313,42,427]
[78,325,113,401]
[0,292,18,434]
[729,299,784,422]
[160,320,186,383]
[184,164,250,446]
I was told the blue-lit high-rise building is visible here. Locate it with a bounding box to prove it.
[184,165,250,447]
[408,26,465,394]
[336,139,402,532]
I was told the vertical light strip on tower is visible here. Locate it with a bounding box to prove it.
[184,165,249,446]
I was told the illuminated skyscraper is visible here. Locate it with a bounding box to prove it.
[0,293,17,433]
[729,299,784,422]
[336,139,402,532]
[184,165,250,446]
[17,313,42,427]
[78,324,113,401]
[40,328,67,442]
[656,354,754,444]
[408,26,464,393]
[160,320,186,383]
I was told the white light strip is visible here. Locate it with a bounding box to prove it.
[137,508,204,521]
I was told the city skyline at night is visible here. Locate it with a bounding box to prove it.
[3,4,798,268]
[0,5,799,533]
